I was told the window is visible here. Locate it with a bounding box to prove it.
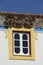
[13,33,20,54]
[7,28,35,60]
[22,34,29,55]
[13,33,29,55]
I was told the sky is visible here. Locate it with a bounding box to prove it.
[0,0,43,14]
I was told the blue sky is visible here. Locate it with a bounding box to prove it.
[0,0,43,14]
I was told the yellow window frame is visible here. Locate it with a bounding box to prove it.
[6,27,35,60]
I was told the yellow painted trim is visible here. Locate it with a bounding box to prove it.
[6,27,35,60]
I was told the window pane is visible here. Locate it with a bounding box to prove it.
[23,41,28,47]
[14,34,20,39]
[15,48,20,53]
[23,34,27,40]
[14,40,20,46]
[23,48,28,54]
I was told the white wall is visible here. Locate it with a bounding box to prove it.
[0,30,43,65]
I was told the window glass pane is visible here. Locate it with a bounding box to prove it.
[14,34,20,39]
[14,40,20,46]
[23,41,28,47]
[23,48,28,54]
[15,48,20,53]
[23,34,27,40]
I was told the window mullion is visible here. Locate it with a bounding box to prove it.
[20,33,22,55]
[27,34,29,55]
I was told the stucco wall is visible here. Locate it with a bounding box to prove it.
[0,31,43,65]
